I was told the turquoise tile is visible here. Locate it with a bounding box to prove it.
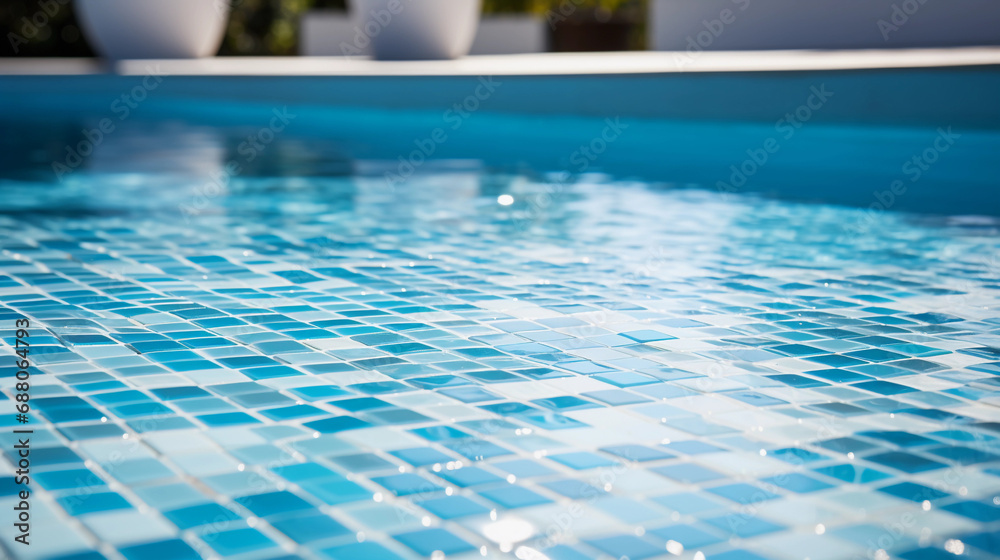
[394,528,476,556]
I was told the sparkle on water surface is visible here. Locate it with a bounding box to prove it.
[0,119,998,560]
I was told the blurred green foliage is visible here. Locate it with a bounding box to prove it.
[1,0,92,57]
[1,0,643,57]
[234,0,645,54]
[223,0,344,55]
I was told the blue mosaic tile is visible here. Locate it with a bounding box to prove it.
[270,512,352,543]
[864,451,948,473]
[479,486,552,508]
[321,542,404,560]
[3,127,1000,560]
[435,465,506,487]
[940,500,1000,522]
[541,479,608,500]
[163,502,244,530]
[372,473,443,496]
[648,523,725,548]
[760,473,835,493]
[416,495,491,519]
[814,463,892,484]
[202,527,277,555]
[652,463,726,484]
[584,535,663,560]
[235,491,313,517]
[704,514,785,538]
[119,540,200,560]
[394,528,476,556]
[57,491,132,515]
[708,483,780,503]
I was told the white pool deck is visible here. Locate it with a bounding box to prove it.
[2,49,999,127]
[2,48,1000,76]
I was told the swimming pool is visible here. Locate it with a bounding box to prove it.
[1,95,999,560]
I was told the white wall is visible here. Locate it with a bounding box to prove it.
[301,11,369,56]
[470,15,546,55]
[301,11,545,56]
[651,0,1000,51]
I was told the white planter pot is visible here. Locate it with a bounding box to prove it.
[348,0,482,60]
[76,0,230,59]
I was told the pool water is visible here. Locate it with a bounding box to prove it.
[0,116,999,560]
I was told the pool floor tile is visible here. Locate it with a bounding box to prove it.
[2,155,1000,560]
